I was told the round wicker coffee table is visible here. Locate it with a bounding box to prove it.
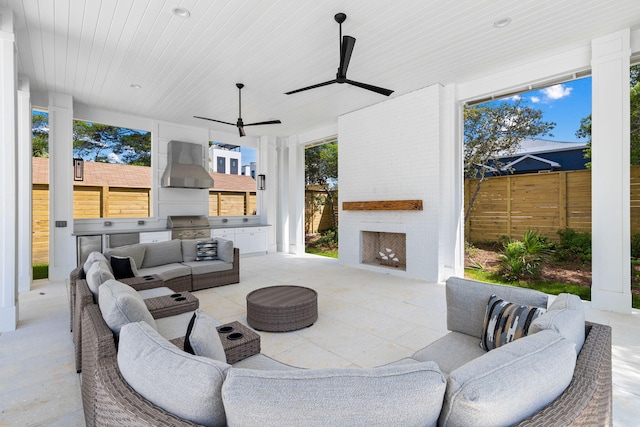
[246,285,318,332]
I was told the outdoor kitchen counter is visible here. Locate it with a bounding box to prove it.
[72,223,271,235]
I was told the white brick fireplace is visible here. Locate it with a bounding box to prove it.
[337,84,463,283]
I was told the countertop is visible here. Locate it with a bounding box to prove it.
[72,223,270,236]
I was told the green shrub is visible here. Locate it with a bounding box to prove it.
[314,229,338,249]
[498,230,552,281]
[631,233,640,259]
[555,229,591,264]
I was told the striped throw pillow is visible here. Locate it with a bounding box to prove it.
[480,294,546,351]
[195,240,218,261]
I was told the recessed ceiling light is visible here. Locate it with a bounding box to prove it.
[129,84,142,89]
[493,17,512,28]
[172,7,191,18]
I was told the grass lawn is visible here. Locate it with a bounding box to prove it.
[465,268,640,309]
[305,247,338,258]
[33,264,48,280]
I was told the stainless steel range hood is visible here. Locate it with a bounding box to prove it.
[161,140,214,189]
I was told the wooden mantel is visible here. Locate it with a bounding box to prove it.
[342,200,423,211]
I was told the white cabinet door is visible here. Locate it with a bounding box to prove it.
[212,228,235,242]
[139,231,170,243]
[235,227,268,254]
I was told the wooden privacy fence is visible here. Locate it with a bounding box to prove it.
[305,189,337,235]
[465,166,640,242]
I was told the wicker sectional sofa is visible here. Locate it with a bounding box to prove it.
[80,277,612,426]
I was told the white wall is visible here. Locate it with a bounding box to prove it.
[338,85,452,282]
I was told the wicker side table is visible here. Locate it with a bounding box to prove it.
[120,274,164,291]
[217,321,261,364]
[246,285,318,332]
[144,291,199,319]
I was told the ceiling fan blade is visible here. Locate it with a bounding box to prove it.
[338,35,356,78]
[285,79,337,95]
[244,120,282,126]
[344,79,394,96]
[238,126,245,137]
[193,116,236,126]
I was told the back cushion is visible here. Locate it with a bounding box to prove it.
[446,277,548,339]
[216,238,234,263]
[118,321,230,427]
[439,330,576,427]
[530,293,585,355]
[141,239,183,268]
[98,280,156,334]
[181,239,199,262]
[222,362,446,427]
[83,251,108,275]
[104,244,146,271]
[86,261,115,297]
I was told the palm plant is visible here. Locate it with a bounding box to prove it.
[498,230,552,281]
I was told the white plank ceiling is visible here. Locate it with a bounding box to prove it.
[3,0,640,137]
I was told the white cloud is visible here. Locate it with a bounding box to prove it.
[508,95,521,101]
[541,84,572,100]
[107,152,122,163]
[530,96,541,103]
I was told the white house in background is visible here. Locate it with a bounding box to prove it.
[208,143,242,175]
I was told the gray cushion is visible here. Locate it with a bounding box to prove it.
[439,330,576,427]
[138,263,191,281]
[181,239,199,262]
[118,321,230,427]
[480,294,546,351]
[155,311,202,341]
[83,251,109,275]
[98,279,156,334]
[141,239,183,268]
[85,261,115,297]
[137,287,175,299]
[104,244,146,270]
[216,238,234,263]
[222,362,446,427]
[232,354,302,371]
[182,260,233,275]
[530,293,585,355]
[184,310,227,363]
[412,332,487,374]
[446,277,548,339]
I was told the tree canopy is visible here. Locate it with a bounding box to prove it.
[464,100,555,219]
[305,142,338,189]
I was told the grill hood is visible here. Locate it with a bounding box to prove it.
[161,141,214,189]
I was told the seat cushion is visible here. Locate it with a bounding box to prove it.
[98,279,156,334]
[412,331,487,374]
[446,277,548,339]
[85,261,115,297]
[184,310,227,363]
[137,287,175,299]
[182,260,233,275]
[480,294,546,351]
[104,244,146,271]
[439,330,576,427]
[118,321,230,427]
[155,311,202,341]
[138,263,191,281]
[530,293,585,354]
[232,354,302,371]
[222,362,446,427]
[141,239,183,268]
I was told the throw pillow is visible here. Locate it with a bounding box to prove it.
[110,255,138,279]
[104,243,146,270]
[86,261,115,296]
[196,240,218,261]
[118,321,230,427]
[184,310,227,363]
[480,294,546,351]
[98,279,156,334]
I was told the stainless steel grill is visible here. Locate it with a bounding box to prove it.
[166,215,211,240]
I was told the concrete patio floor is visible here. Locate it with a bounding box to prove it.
[1,252,638,426]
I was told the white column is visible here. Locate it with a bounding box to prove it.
[277,139,289,252]
[258,135,278,253]
[439,83,465,281]
[0,8,18,331]
[591,29,632,313]
[48,93,75,281]
[17,78,32,292]
[287,136,304,254]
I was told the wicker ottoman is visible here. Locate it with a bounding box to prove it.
[246,285,318,332]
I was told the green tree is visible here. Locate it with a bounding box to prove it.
[577,64,640,167]
[464,100,555,220]
[305,142,338,230]
[72,121,151,166]
[32,112,49,157]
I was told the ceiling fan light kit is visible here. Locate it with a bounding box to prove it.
[285,13,394,97]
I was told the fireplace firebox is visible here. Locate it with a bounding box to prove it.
[361,231,406,271]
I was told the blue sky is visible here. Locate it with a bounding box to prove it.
[496,76,592,142]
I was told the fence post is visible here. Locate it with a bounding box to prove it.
[506,176,512,239]
[559,172,567,230]
[101,186,109,217]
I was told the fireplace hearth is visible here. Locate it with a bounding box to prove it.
[361,231,406,271]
